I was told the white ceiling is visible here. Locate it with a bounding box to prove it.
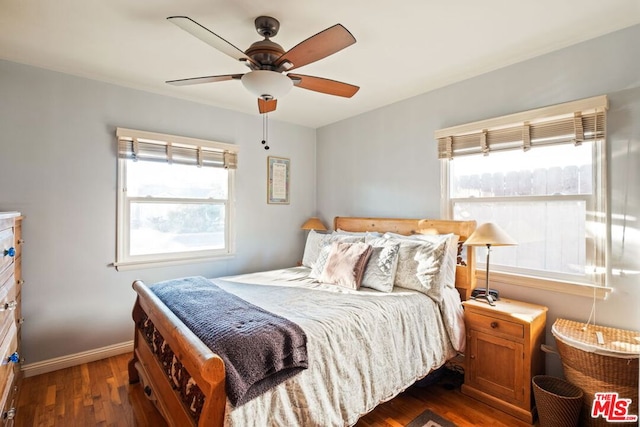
[1,1,639,128]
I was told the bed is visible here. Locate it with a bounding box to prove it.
[128,217,477,426]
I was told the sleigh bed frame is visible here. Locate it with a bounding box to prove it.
[128,217,477,427]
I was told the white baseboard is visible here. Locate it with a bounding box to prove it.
[21,340,134,378]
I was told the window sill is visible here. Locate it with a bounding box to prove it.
[113,254,234,271]
[476,270,612,300]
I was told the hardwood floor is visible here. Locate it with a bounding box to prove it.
[15,353,535,426]
[356,372,535,427]
[15,353,166,427]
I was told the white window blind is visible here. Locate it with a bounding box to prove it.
[436,95,607,159]
[116,128,238,169]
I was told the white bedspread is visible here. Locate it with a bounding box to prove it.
[212,267,462,427]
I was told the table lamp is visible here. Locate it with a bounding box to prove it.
[301,217,327,232]
[463,222,517,306]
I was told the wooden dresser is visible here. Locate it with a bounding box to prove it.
[0,212,23,424]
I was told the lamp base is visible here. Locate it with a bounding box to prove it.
[471,288,500,306]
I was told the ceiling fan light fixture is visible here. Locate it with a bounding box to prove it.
[167,16,358,113]
[241,70,293,100]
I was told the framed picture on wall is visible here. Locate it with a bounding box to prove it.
[267,156,290,204]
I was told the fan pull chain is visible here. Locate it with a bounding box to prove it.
[261,113,270,150]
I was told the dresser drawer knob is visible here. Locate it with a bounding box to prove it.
[7,352,19,364]
[3,247,15,258]
[2,407,15,420]
[17,279,24,286]
[0,301,17,311]
[17,239,24,245]
[490,321,498,328]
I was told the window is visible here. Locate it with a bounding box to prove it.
[115,128,237,270]
[437,96,609,296]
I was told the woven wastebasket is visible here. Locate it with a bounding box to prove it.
[552,319,639,427]
[532,375,583,427]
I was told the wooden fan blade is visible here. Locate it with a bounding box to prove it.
[274,24,355,71]
[258,98,277,113]
[288,74,359,98]
[167,16,259,68]
[166,74,243,86]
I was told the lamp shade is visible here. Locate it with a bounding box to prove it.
[464,222,517,246]
[241,70,293,100]
[301,217,327,231]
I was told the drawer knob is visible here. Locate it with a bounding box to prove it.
[7,352,19,364]
[143,385,152,397]
[490,321,498,328]
[17,239,24,245]
[17,279,24,285]
[3,247,15,258]
[470,354,476,359]
[2,408,15,420]
[0,301,17,311]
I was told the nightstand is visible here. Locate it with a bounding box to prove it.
[461,298,547,423]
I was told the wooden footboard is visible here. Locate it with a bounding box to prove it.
[129,280,226,427]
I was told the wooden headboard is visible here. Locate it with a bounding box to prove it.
[334,216,477,300]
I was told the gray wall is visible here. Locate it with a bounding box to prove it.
[317,25,640,375]
[0,60,317,364]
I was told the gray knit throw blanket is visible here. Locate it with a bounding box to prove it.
[151,276,308,406]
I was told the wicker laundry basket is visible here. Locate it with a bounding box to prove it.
[552,318,639,427]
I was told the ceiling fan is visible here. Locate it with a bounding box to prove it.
[166,15,360,114]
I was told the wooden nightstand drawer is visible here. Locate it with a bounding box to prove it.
[466,311,523,338]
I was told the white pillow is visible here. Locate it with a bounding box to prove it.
[309,243,332,279]
[301,230,332,268]
[336,229,383,239]
[384,232,459,289]
[386,237,448,301]
[360,238,401,293]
